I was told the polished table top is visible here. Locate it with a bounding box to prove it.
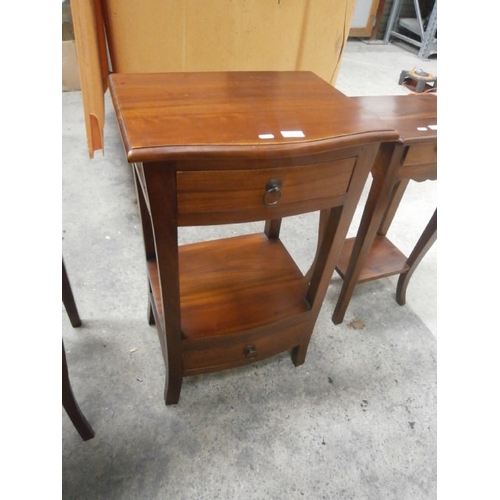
[109,71,399,162]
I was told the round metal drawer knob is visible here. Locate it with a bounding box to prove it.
[263,179,282,206]
[244,345,258,359]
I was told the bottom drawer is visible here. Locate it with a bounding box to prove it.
[182,318,309,375]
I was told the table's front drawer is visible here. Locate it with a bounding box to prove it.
[176,157,357,225]
[400,141,437,181]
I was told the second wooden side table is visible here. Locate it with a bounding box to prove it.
[332,94,437,324]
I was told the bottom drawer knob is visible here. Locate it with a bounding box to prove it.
[244,345,257,359]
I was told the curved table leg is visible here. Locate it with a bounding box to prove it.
[62,342,95,441]
[396,209,437,305]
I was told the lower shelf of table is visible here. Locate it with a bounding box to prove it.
[335,235,410,283]
[147,233,312,374]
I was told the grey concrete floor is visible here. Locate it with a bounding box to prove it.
[62,40,437,499]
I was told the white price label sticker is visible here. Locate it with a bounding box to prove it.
[281,130,305,138]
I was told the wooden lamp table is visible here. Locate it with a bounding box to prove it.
[108,71,397,404]
[332,94,437,325]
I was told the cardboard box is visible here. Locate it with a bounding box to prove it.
[63,40,81,91]
[62,1,80,91]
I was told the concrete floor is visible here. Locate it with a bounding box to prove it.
[62,40,437,499]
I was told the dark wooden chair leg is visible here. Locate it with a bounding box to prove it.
[396,209,437,305]
[62,259,82,328]
[62,259,94,439]
[62,342,95,441]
